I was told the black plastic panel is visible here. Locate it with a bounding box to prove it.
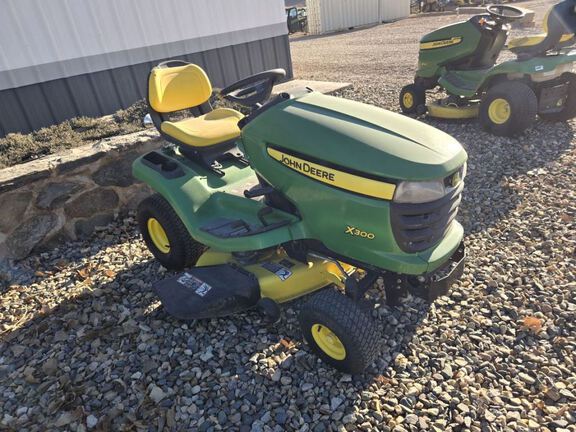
[391,182,464,253]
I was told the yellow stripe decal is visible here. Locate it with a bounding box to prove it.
[420,36,463,50]
[267,148,396,200]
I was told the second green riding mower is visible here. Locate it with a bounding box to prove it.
[400,1,576,136]
[134,60,467,373]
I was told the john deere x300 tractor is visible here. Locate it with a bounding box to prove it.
[401,1,576,136]
[134,60,467,373]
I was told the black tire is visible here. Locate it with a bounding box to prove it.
[400,84,426,114]
[539,73,576,122]
[299,288,379,374]
[479,80,538,136]
[137,194,204,270]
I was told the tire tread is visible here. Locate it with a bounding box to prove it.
[299,288,379,373]
[137,194,204,270]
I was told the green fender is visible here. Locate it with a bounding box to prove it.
[439,51,576,97]
[133,151,304,252]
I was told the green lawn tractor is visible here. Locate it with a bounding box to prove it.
[400,1,576,136]
[133,60,467,373]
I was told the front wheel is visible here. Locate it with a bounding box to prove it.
[479,81,537,136]
[137,194,205,270]
[400,84,426,114]
[539,73,576,122]
[299,288,379,374]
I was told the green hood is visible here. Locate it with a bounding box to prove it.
[242,92,467,181]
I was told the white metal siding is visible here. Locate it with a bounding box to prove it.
[0,0,293,135]
[0,0,287,88]
[307,0,409,35]
[379,0,411,22]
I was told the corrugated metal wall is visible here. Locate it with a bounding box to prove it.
[307,0,410,35]
[0,0,292,136]
[379,0,411,22]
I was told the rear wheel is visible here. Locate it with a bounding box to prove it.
[298,288,379,374]
[400,84,426,114]
[137,194,204,270]
[479,81,537,136]
[539,73,576,122]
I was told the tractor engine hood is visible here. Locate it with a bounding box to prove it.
[242,92,467,181]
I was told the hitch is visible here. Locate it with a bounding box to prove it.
[383,242,466,305]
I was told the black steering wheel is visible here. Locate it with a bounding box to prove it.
[221,69,286,108]
[486,5,525,23]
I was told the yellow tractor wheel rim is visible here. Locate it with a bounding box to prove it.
[403,92,414,109]
[488,98,511,124]
[311,324,346,360]
[147,218,170,254]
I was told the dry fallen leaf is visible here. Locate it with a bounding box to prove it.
[104,269,117,278]
[374,375,391,385]
[76,266,91,280]
[279,338,294,349]
[522,316,543,333]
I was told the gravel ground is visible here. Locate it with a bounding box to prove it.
[2,1,576,431]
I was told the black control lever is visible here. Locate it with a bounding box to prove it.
[244,185,274,199]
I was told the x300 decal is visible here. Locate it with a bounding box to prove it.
[345,226,375,240]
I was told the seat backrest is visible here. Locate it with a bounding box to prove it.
[542,1,576,49]
[148,63,212,113]
[469,28,508,69]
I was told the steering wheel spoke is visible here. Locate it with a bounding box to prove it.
[221,69,286,108]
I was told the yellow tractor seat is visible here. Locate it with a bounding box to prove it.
[160,108,244,148]
[508,33,574,49]
[508,4,576,56]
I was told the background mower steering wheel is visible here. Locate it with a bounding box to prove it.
[486,5,525,24]
[221,69,286,108]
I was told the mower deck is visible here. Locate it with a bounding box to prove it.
[154,249,355,320]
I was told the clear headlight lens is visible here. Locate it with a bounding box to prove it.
[394,163,466,204]
[393,180,446,203]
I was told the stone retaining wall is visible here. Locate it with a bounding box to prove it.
[0,130,162,260]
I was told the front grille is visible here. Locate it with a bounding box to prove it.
[390,182,463,253]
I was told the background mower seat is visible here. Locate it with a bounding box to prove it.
[508,1,576,57]
[160,108,243,148]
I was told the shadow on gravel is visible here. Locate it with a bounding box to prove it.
[0,214,143,294]
[1,246,432,429]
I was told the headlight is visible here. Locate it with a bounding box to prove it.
[394,163,466,204]
[393,180,446,203]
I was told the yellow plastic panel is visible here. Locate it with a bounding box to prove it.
[160,108,243,147]
[196,249,355,303]
[148,64,212,113]
[427,102,479,119]
[267,148,396,200]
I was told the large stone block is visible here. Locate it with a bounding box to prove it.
[92,153,138,187]
[5,214,59,259]
[75,214,115,238]
[0,190,32,232]
[36,181,85,209]
[65,188,119,218]
[124,184,153,211]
